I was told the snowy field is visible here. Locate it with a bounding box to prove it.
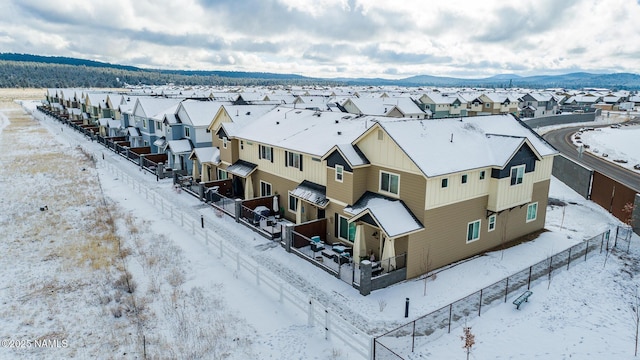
[1,91,639,359]
[573,124,640,172]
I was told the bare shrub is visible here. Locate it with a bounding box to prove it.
[114,271,136,294]
[378,299,387,312]
[166,268,186,289]
[111,306,122,318]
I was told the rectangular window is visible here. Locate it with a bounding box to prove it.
[185,127,190,137]
[488,215,496,232]
[288,192,297,213]
[526,202,538,222]
[461,174,468,184]
[335,165,344,182]
[338,215,356,242]
[377,129,384,140]
[260,181,272,197]
[143,119,147,129]
[240,141,244,150]
[467,220,481,243]
[259,145,273,162]
[286,151,302,170]
[222,137,228,149]
[441,178,448,188]
[217,169,228,180]
[510,165,525,185]
[479,170,485,180]
[156,121,162,131]
[380,171,399,195]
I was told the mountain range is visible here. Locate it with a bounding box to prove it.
[2,53,640,89]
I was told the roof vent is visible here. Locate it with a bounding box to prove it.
[337,131,342,135]
[335,119,339,124]
[276,121,280,125]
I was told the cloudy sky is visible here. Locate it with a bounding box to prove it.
[2,0,640,79]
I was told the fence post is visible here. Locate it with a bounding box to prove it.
[548,256,553,280]
[308,298,314,326]
[567,247,572,270]
[527,266,532,290]
[411,321,416,352]
[504,278,509,303]
[585,238,589,261]
[325,308,331,340]
[234,199,242,223]
[478,289,483,316]
[448,304,452,333]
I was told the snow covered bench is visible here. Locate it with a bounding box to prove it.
[513,290,533,310]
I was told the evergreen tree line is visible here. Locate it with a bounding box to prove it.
[0,60,340,88]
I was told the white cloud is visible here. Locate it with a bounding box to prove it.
[2,0,640,78]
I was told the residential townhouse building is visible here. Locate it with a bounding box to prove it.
[418,92,468,118]
[206,104,556,280]
[519,92,559,118]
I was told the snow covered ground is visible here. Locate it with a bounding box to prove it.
[1,93,639,359]
[572,124,640,172]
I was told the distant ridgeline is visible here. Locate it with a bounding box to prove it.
[2,53,640,89]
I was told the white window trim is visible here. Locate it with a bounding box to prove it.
[335,165,344,182]
[217,169,228,180]
[379,170,400,196]
[222,137,228,149]
[185,127,190,137]
[259,144,272,161]
[488,215,496,232]
[260,180,272,197]
[461,174,468,184]
[441,178,449,188]
[466,219,481,243]
[287,152,301,168]
[526,202,538,223]
[510,165,525,186]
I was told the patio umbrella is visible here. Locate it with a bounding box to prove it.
[272,195,279,213]
[244,176,253,199]
[381,235,396,271]
[353,224,365,261]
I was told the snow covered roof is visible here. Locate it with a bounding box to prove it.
[290,180,329,208]
[177,100,230,127]
[330,144,369,167]
[218,104,277,136]
[133,97,182,119]
[98,118,110,126]
[190,147,220,165]
[373,114,557,177]
[126,127,140,136]
[153,137,167,148]
[166,139,193,154]
[226,160,257,178]
[108,119,120,128]
[233,107,386,157]
[344,192,424,238]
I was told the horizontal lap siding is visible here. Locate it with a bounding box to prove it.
[406,180,549,279]
[326,167,354,205]
[366,165,426,224]
[253,170,298,222]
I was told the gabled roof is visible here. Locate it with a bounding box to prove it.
[216,104,277,136]
[166,139,193,154]
[344,192,424,238]
[133,97,182,119]
[233,107,388,157]
[362,114,556,178]
[189,146,220,165]
[177,100,230,127]
[323,144,369,168]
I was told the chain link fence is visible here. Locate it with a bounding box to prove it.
[374,229,611,359]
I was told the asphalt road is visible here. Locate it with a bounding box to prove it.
[542,119,640,193]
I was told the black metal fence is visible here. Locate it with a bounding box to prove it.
[374,229,611,359]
